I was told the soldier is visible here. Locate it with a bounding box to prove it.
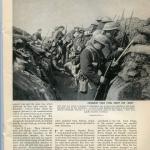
[73,27,80,38]
[96,16,102,29]
[51,26,67,65]
[51,48,65,72]
[32,28,42,45]
[93,16,113,37]
[102,21,121,59]
[86,17,113,48]
[52,26,65,44]
[77,34,109,100]
[73,28,85,54]
[85,21,99,47]
[64,56,80,85]
[99,21,126,91]
[89,21,99,33]
[106,18,150,100]
[40,54,56,86]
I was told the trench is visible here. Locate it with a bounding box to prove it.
[53,71,78,100]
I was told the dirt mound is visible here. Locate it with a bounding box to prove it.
[106,45,150,100]
[13,26,31,36]
[13,71,58,100]
[106,76,150,100]
[120,17,144,40]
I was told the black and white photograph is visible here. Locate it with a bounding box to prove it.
[13,0,150,100]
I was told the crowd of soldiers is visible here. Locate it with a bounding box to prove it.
[13,16,150,100]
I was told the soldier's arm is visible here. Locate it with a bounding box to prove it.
[107,50,121,60]
[52,59,64,71]
[80,49,100,85]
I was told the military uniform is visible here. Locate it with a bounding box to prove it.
[51,26,67,64]
[73,34,85,54]
[52,30,64,44]
[102,22,122,59]
[77,42,106,100]
[32,29,42,44]
[32,32,42,41]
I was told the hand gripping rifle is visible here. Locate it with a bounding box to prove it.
[94,36,134,100]
[94,59,114,100]
[114,39,134,65]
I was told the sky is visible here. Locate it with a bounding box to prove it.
[13,0,150,35]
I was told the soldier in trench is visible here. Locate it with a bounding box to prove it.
[77,34,109,100]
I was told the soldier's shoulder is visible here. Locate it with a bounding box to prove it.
[80,47,92,56]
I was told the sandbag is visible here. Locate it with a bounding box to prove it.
[127,44,150,55]
[106,44,150,100]
[13,34,31,42]
[106,76,150,100]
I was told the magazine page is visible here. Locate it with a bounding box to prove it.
[3,0,150,149]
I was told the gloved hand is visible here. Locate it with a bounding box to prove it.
[111,59,118,67]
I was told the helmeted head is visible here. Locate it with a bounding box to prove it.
[92,34,109,50]
[78,28,84,36]
[90,21,99,32]
[103,22,120,31]
[57,26,65,31]
[91,21,99,26]
[37,28,42,33]
[79,27,84,32]
[96,16,102,22]
[101,16,113,23]
[14,39,24,48]
[143,18,150,26]
[102,22,120,38]
[74,27,80,32]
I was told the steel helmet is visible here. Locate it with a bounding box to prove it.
[37,28,42,32]
[101,16,113,23]
[96,16,102,21]
[91,21,99,26]
[93,34,109,47]
[103,22,120,31]
[144,18,150,26]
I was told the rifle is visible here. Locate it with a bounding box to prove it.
[113,15,117,21]
[120,18,128,47]
[114,39,134,64]
[120,9,125,21]
[127,10,134,32]
[41,29,51,48]
[128,10,134,39]
[95,39,134,101]
[94,59,114,100]
[120,10,134,47]
[94,38,133,100]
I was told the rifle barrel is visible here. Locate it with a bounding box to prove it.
[115,39,134,63]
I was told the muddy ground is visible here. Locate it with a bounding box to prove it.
[53,71,78,100]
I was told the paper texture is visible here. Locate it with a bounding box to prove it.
[3,0,150,149]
